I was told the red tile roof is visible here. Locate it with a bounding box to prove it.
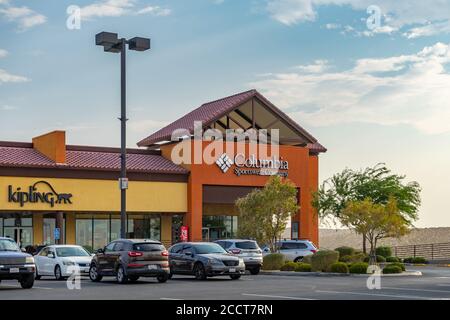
[0,144,188,174]
[137,89,323,150]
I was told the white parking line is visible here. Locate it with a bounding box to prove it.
[242,293,315,300]
[383,287,450,294]
[160,298,183,300]
[0,284,52,290]
[316,290,449,300]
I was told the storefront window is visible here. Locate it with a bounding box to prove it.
[292,222,299,240]
[202,215,238,241]
[127,214,161,240]
[43,215,66,245]
[110,216,121,242]
[93,218,110,251]
[1,214,33,248]
[0,218,2,237]
[76,215,93,253]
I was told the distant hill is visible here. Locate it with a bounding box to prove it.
[319,227,450,250]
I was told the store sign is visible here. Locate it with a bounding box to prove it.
[7,180,73,207]
[180,226,189,242]
[216,153,289,177]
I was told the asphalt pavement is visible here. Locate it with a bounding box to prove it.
[0,266,449,300]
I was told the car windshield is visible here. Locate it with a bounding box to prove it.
[235,241,259,250]
[0,239,20,252]
[56,247,90,257]
[133,243,165,252]
[194,243,227,254]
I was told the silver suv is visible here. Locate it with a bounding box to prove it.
[214,239,263,275]
[263,240,317,262]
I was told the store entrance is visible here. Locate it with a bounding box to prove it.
[3,227,33,248]
[201,227,225,242]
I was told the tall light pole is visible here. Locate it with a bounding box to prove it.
[95,32,151,239]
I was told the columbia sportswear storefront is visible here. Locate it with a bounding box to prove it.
[0,90,326,251]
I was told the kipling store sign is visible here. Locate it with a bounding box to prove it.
[7,180,73,207]
[216,153,289,177]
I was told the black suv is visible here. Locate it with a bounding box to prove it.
[168,242,245,280]
[0,237,35,289]
[89,239,170,284]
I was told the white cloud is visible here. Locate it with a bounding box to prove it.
[325,23,340,29]
[265,0,450,38]
[295,59,329,73]
[0,49,7,58]
[250,42,450,135]
[0,5,47,31]
[80,0,171,20]
[1,104,17,111]
[0,69,29,83]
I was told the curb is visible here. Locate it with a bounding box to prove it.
[260,270,422,277]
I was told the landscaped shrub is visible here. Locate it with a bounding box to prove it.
[349,262,369,274]
[402,257,414,263]
[376,246,392,258]
[262,253,285,270]
[302,255,312,264]
[311,250,339,272]
[364,255,386,263]
[383,265,403,274]
[295,263,312,272]
[335,246,355,258]
[280,261,298,271]
[386,256,400,263]
[412,257,428,264]
[329,262,349,274]
[339,255,352,263]
[388,262,406,271]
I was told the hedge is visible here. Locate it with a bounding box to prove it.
[335,246,355,258]
[403,257,428,264]
[388,262,405,271]
[376,246,392,258]
[383,265,403,274]
[349,262,369,274]
[262,253,285,270]
[311,250,339,272]
[302,255,312,264]
[295,263,312,272]
[280,261,298,271]
[386,256,400,263]
[329,262,349,274]
[364,255,386,263]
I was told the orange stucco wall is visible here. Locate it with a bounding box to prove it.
[32,130,66,164]
[161,140,321,246]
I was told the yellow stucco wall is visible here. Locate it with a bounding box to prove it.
[0,176,187,212]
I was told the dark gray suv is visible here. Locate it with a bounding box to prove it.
[168,242,245,280]
[89,239,170,284]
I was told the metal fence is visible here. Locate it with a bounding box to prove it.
[393,242,450,260]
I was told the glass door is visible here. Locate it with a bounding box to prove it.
[202,227,210,241]
[3,227,33,248]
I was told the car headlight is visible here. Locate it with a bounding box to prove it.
[25,256,34,264]
[208,259,224,266]
[63,260,76,266]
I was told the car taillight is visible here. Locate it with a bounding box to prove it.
[230,249,241,254]
[310,249,317,254]
[128,251,143,257]
[161,250,169,256]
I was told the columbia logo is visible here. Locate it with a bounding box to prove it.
[216,153,233,173]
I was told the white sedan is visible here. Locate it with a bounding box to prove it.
[34,245,93,280]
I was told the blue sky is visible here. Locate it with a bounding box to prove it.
[1,0,450,227]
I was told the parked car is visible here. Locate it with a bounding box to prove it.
[0,237,35,289]
[168,242,245,280]
[34,245,93,280]
[89,239,170,284]
[214,239,263,275]
[262,240,318,262]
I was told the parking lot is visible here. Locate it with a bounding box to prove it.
[0,266,449,300]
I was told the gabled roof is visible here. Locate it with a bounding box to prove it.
[137,89,324,152]
[0,143,188,175]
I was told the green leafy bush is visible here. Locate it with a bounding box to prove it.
[376,246,392,258]
[329,262,349,273]
[383,265,403,274]
[386,256,400,263]
[388,262,405,271]
[335,246,355,257]
[280,261,298,271]
[311,250,339,272]
[295,263,312,272]
[402,257,414,263]
[339,255,352,263]
[363,255,386,263]
[412,257,427,264]
[262,253,285,270]
[302,255,312,264]
[349,262,369,274]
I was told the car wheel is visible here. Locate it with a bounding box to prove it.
[20,274,35,289]
[194,263,207,280]
[55,265,65,281]
[35,267,41,280]
[230,274,241,280]
[294,257,303,263]
[116,265,128,284]
[157,273,169,283]
[129,276,139,282]
[89,264,103,282]
[249,267,260,275]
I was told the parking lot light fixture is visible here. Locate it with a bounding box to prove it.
[95,32,151,239]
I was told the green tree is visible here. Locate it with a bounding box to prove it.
[312,163,421,253]
[236,176,299,252]
[341,198,409,264]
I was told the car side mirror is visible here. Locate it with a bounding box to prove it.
[96,248,104,254]
[21,248,26,253]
